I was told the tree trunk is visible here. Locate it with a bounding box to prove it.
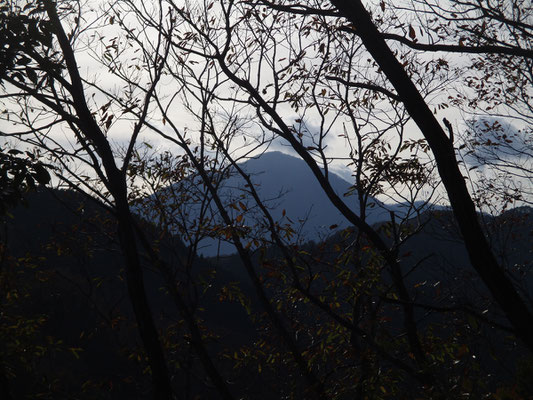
[329,0,533,352]
[43,2,174,397]
[114,191,174,400]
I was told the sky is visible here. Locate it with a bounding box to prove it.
[1,0,531,211]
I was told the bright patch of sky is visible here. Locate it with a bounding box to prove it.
[1,0,531,209]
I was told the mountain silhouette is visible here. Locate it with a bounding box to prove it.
[135,151,432,256]
[193,151,401,256]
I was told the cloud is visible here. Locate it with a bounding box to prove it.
[266,135,299,157]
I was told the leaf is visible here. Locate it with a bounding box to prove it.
[409,25,416,40]
[33,163,50,184]
[69,347,83,359]
[26,67,38,84]
[105,114,113,129]
[17,55,31,65]
[380,1,385,12]
[457,344,469,357]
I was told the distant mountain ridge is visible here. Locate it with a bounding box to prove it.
[139,151,432,256]
[197,151,391,256]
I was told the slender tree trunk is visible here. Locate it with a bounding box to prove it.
[329,0,533,352]
[113,191,174,400]
[135,227,235,400]
[43,2,174,397]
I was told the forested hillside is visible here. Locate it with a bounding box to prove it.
[2,188,532,398]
